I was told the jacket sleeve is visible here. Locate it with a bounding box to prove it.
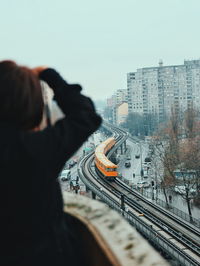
[22,69,102,176]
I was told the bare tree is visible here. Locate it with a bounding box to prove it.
[184,107,197,139]
[174,168,197,221]
[151,107,200,219]
[150,137,176,207]
[176,137,200,220]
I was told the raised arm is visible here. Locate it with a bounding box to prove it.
[24,68,102,175]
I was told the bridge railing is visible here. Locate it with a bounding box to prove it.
[63,192,169,266]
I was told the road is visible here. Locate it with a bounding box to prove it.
[118,139,149,186]
[59,131,102,195]
[59,132,200,220]
[118,139,200,220]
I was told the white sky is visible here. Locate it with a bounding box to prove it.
[0,0,200,100]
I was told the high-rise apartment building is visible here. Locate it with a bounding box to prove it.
[127,59,200,122]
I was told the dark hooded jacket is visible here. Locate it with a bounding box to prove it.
[0,69,102,265]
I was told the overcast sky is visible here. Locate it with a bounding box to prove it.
[0,0,200,100]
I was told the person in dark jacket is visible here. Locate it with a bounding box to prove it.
[0,61,102,266]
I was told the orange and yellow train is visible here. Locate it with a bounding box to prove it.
[94,137,118,180]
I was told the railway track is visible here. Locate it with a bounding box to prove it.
[106,123,200,235]
[78,123,200,266]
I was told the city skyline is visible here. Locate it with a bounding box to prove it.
[0,0,200,101]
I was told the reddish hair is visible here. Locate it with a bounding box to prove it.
[0,60,44,130]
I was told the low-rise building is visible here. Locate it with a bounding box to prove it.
[116,102,128,125]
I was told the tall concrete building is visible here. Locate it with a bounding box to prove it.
[127,59,200,122]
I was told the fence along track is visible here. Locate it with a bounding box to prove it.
[78,123,200,265]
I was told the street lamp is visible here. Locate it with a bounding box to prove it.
[140,142,144,178]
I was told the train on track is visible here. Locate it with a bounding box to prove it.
[94,137,118,180]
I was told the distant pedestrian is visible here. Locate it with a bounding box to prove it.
[169,195,172,202]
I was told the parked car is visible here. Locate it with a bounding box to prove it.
[59,169,71,181]
[63,164,70,170]
[174,186,196,195]
[137,181,150,189]
[125,161,131,168]
[126,156,131,160]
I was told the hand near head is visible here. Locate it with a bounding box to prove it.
[32,66,48,76]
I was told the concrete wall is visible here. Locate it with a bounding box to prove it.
[63,192,169,266]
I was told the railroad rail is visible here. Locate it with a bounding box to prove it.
[78,123,200,266]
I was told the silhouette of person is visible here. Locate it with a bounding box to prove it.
[0,61,101,266]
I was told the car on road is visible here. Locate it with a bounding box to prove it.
[135,154,140,159]
[136,181,150,189]
[144,157,151,163]
[126,156,131,160]
[125,161,131,168]
[142,169,148,178]
[142,165,148,171]
[143,161,151,166]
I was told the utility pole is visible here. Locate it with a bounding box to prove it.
[140,142,143,178]
[120,194,125,216]
[151,180,155,200]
